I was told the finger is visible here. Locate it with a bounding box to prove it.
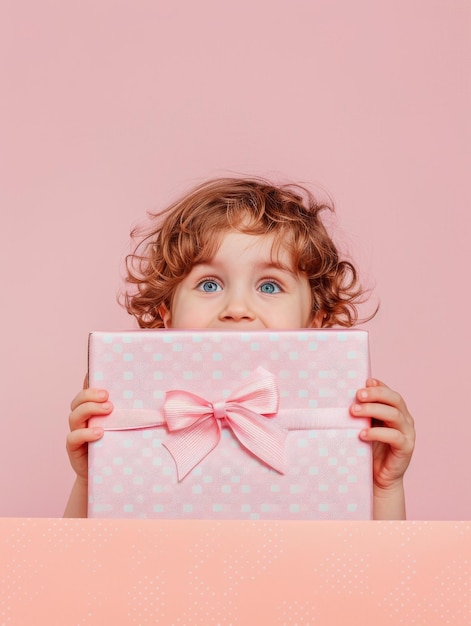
[66,427,104,454]
[68,400,113,431]
[359,426,415,456]
[351,401,414,432]
[365,377,386,388]
[70,387,109,412]
[356,382,407,412]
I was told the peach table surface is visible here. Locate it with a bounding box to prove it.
[0,519,469,625]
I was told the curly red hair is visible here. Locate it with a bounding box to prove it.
[123,177,373,328]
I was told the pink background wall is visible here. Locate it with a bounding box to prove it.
[1,0,469,519]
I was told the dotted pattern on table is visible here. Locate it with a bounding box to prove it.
[0,520,469,626]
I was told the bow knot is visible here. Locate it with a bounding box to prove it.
[212,400,227,421]
[162,367,287,480]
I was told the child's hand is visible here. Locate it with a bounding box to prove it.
[66,375,113,483]
[350,378,415,492]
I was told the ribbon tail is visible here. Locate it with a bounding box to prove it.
[226,407,287,474]
[162,417,221,481]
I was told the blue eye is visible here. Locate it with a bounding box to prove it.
[259,281,281,294]
[197,280,222,293]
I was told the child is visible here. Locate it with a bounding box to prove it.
[65,177,415,519]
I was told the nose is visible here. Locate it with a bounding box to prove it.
[219,289,256,322]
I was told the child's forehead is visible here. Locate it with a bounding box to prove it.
[209,229,297,270]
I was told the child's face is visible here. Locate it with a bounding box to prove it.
[160,232,322,330]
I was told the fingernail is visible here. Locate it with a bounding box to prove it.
[359,429,368,439]
[91,428,103,437]
[97,390,107,400]
[102,402,112,410]
[353,404,362,412]
[359,390,368,400]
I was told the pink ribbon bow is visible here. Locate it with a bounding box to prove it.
[162,367,287,481]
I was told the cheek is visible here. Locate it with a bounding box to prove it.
[167,298,209,329]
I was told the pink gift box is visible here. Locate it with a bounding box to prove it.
[88,329,372,519]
